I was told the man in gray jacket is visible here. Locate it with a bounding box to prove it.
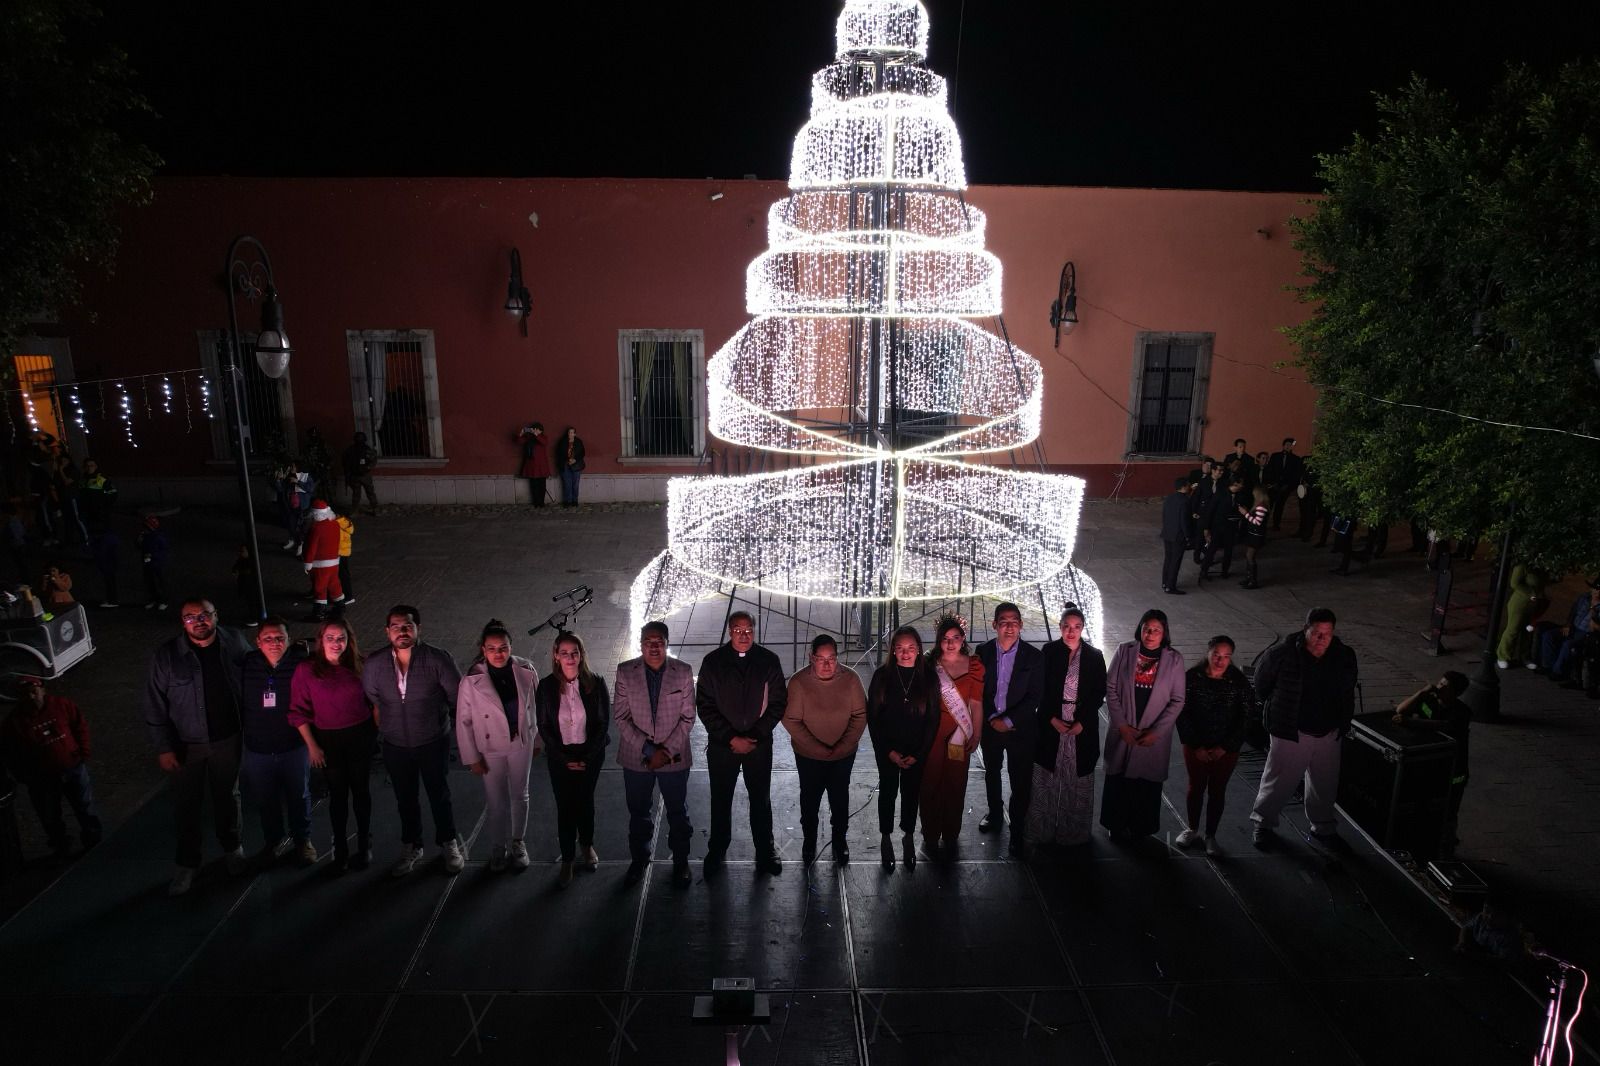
[362,604,464,875]
[613,621,696,888]
[142,597,254,895]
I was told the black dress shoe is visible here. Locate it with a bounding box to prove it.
[1167,587,1186,595]
[902,834,916,871]
[801,839,817,865]
[978,813,1000,833]
[880,834,895,870]
[702,851,726,877]
[756,854,783,876]
[624,858,649,885]
[1009,839,1028,860]
[672,859,692,887]
[833,845,850,865]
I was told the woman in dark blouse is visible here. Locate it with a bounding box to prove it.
[866,626,939,871]
[535,631,610,887]
[289,618,374,871]
[1176,635,1252,856]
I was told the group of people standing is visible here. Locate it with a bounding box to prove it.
[513,423,586,507]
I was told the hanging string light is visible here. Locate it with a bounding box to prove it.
[630,0,1104,645]
[69,386,89,436]
[199,375,216,421]
[161,377,173,415]
[118,382,137,448]
[20,389,40,433]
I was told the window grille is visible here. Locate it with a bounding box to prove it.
[196,331,297,460]
[618,329,705,458]
[1127,332,1213,456]
[344,330,444,459]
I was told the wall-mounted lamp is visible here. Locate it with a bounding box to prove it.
[504,247,531,336]
[254,286,293,379]
[1049,261,1078,346]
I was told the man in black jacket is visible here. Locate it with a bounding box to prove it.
[697,611,788,876]
[976,602,1045,856]
[1248,607,1359,849]
[1263,437,1304,531]
[1160,477,1191,594]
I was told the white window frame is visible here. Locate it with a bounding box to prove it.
[616,328,706,463]
[1124,330,1214,458]
[344,329,446,462]
[196,329,298,461]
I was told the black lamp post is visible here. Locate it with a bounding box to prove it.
[1463,501,1514,722]
[223,235,294,622]
[1049,260,1078,347]
[505,248,531,336]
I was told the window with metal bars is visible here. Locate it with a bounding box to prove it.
[1128,332,1213,456]
[344,330,444,459]
[617,329,705,458]
[196,331,297,461]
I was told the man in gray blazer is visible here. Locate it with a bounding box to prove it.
[614,621,696,887]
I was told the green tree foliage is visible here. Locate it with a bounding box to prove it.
[0,0,159,358]
[1289,63,1600,575]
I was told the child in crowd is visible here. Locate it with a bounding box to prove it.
[40,564,75,611]
[335,507,356,607]
[0,675,101,859]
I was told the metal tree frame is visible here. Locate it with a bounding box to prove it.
[222,235,279,622]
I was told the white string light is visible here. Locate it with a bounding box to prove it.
[199,375,216,421]
[69,387,88,436]
[118,382,137,448]
[161,376,173,415]
[631,0,1105,648]
[20,389,40,433]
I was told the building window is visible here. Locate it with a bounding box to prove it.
[197,330,297,460]
[344,330,444,460]
[1127,331,1213,456]
[617,329,705,458]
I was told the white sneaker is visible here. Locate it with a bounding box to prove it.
[390,844,424,877]
[224,846,249,876]
[1496,659,1509,669]
[1204,835,1223,857]
[281,539,296,550]
[1525,661,1539,670]
[489,844,508,872]
[441,837,466,875]
[168,866,196,896]
[509,840,530,870]
[1175,828,1201,848]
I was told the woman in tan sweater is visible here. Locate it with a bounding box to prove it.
[782,633,866,866]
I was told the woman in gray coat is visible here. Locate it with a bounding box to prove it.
[1100,608,1186,840]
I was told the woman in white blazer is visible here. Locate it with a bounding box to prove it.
[455,619,541,870]
[1100,608,1186,841]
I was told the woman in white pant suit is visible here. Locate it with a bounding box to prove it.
[455,620,541,871]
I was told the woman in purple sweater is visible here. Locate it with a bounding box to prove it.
[290,619,375,871]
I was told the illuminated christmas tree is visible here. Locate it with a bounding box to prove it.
[632,0,1102,648]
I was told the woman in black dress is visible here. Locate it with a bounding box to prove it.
[866,626,939,871]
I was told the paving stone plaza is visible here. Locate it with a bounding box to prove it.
[0,498,1595,1064]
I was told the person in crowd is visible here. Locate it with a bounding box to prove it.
[920,615,984,857]
[80,458,120,608]
[783,633,867,866]
[300,500,343,620]
[614,621,697,887]
[1238,486,1269,590]
[1190,459,1218,562]
[1026,604,1105,850]
[1496,563,1550,669]
[1198,474,1244,582]
[1296,458,1325,542]
[301,428,333,506]
[697,611,787,876]
[0,675,101,860]
[515,422,553,507]
[231,545,257,615]
[1249,607,1359,849]
[1101,609,1185,842]
[456,620,540,873]
[535,631,610,887]
[52,453,89,546]
[1263,437,1303,531]
[335,508,357,608]
[1254,451,1271,484]
[40,563,75,612]
[1393,670,1472,856]
[1541,580,1600,687]
[363,605,464,877]
[556,426,587,507]
[138,515,170,611]
[1225,438,1257,492]
[237,617,315,867]
[1160,476,1191,595]
[1328,510,1360,575]
[866,626,939,870]
[27,434,58,546]
[977,602,1044,857]
[142,598,253,895]
[291,618,377,871]
[342,432,380,515]
[1176,636,1252,856]
[280,461,313,553]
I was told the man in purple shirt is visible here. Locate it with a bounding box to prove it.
[976,602,1045,857]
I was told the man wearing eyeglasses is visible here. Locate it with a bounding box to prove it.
[612,621,697,888]
[976,602,1045,858]
[142,598,255,895]
[696,611,788,877]
[362,604,465,876]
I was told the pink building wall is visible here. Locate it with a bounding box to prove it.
[50,177,1315,497]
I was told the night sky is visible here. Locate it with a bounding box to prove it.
[103,1,1598,191]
